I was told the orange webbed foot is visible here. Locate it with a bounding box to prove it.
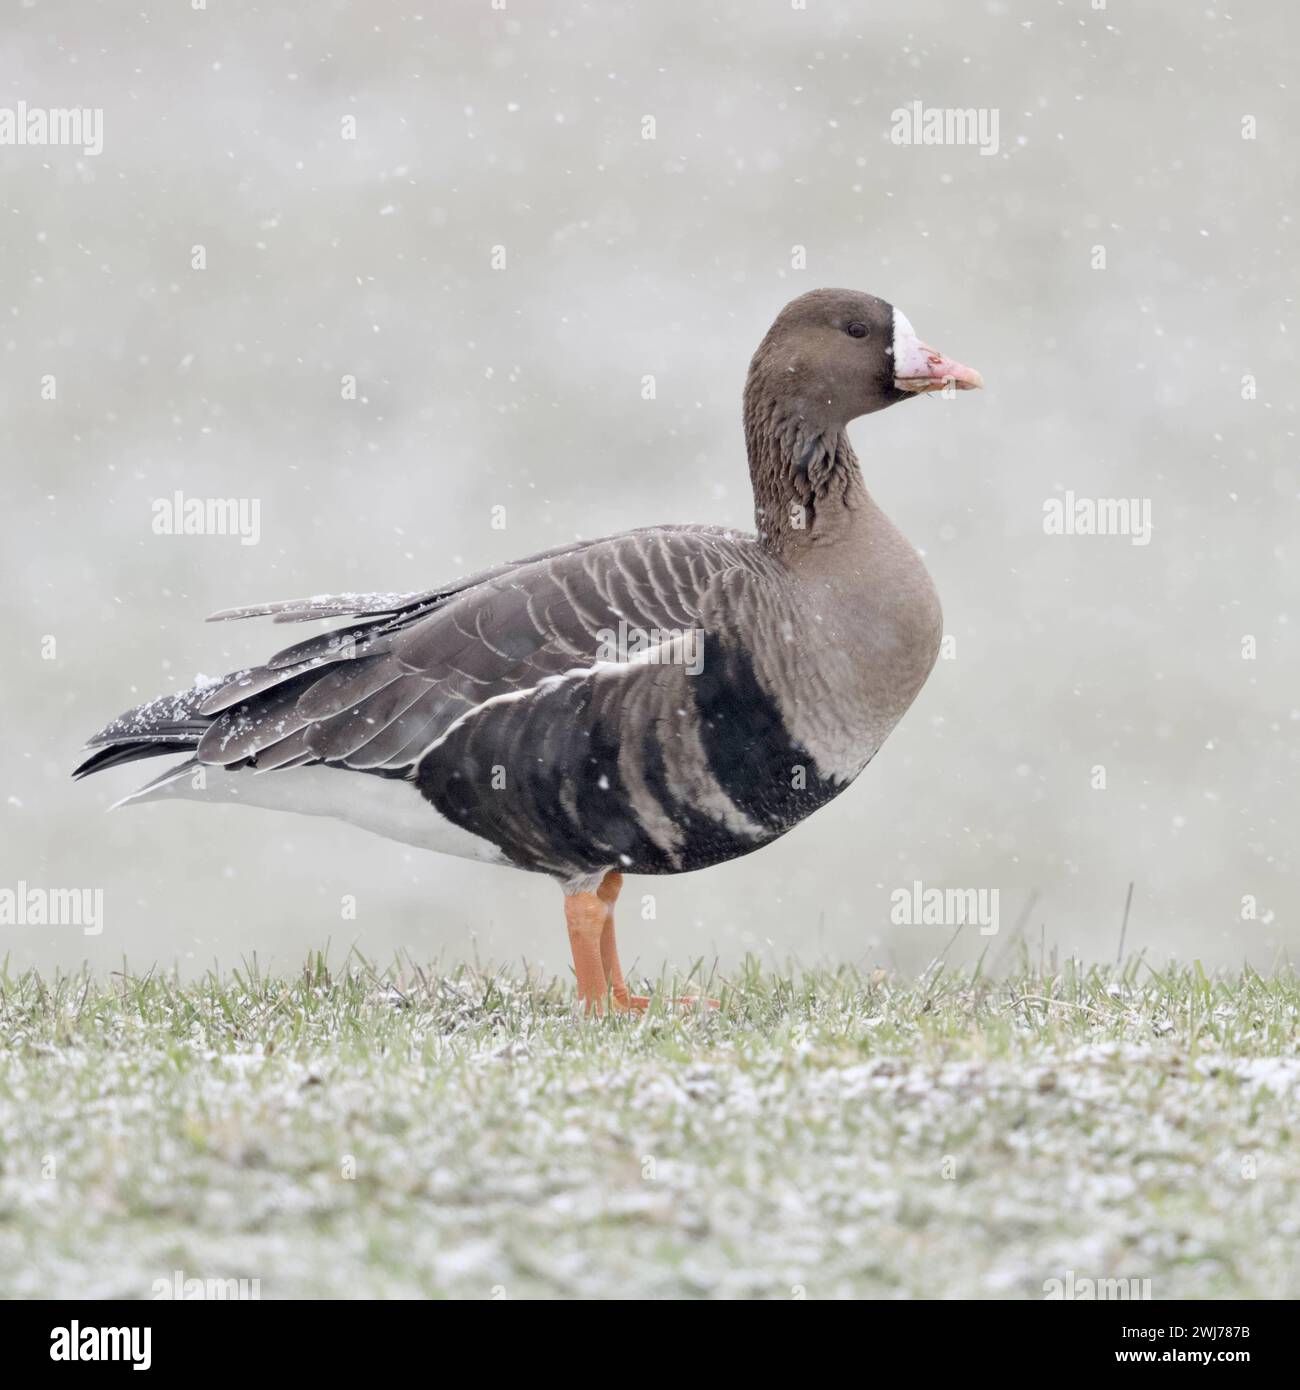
[565,873,721,1017]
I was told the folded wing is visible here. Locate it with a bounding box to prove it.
[77,525,759,784]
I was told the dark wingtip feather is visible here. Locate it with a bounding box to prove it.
[206,590,423,625]
[72,741,189,779]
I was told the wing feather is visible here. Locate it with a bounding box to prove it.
[151,526,766,783]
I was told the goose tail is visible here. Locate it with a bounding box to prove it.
[72,679,226,805]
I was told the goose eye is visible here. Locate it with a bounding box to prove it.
[846,321,868,339]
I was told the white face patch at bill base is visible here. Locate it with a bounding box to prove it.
[890,306,984,393]
[890,307,935,383]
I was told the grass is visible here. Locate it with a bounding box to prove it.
[0,953,1297,1299]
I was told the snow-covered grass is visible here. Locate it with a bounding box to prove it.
[1,955,1297,1299]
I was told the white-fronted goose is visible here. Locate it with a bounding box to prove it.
[75,289,981,1011]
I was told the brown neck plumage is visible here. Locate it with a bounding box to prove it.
[743,377,868,557]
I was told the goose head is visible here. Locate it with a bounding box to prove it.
[746,288,982,434]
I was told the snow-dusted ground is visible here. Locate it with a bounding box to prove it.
[1,960,1297,1299]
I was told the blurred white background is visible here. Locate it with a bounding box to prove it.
[3,0,1295,978]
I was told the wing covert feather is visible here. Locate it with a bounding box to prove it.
[196,526,768,776]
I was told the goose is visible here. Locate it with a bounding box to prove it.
[75,288,981,1012]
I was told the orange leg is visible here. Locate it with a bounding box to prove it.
[596,872,649,1013]
[564,872,647,1015]
[564,891,612,1014]
[566,871,717,1014]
